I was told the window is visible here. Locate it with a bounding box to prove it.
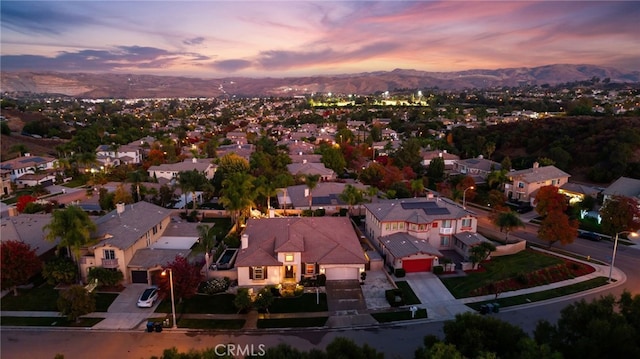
[442,220,451,228]
[305,263,316,275]
[250,266,266,280]
[385,223,390,230]
[432,222,438,228]
[104,249,115,259]
[461,218,472,227]
[152,225,158,235]
[440,236,450,246]
[399,222,405,229]
[285,254,294,262]
[518,182,525,189]
[392,222,397,230]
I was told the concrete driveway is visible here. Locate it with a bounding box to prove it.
[88,284,165,330]
[325,280,367,314]
[403,272,473,320]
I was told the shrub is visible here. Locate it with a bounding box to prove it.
[433,265,444,275]
[395,268,406,278]
[301,209,313,217]
[385,289,405,307]
[516,273,529,285]
[223,234,240,248]
[43,256,78,285]
[316,274,326,286]
[314,208,326,217]
[87,267,124,287]
[339,208,348,216]
[202,277,230,295]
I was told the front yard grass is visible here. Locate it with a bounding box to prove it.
[372,308,428,323]
[395,281,421,305]
[95,293,119,312]
[441,249,565,298]
[0,284,59,311]
[257,316,328,328]
[269,293,328,313]
[465,276,609,310]
[0,316,103,327]
[155,293,237,314]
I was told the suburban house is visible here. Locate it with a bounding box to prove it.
[235,217,367,287]
[0,154,57,184]
[282,181,369,214]
[453,156,502,184]
[1,213,57,258]
[363,196,480,273]
[1,169,12,196]
[79,201,177,284]
[216,143,255,161]
[602,176,640,207]
[504,163,571,204]
[421,150,460,170]
[287,161,336,181]
[147,158,217,182]
[95,144,143,167]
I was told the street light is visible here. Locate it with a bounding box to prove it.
[161,268,177,329]
[463,186,475,209]
[608,230,639,282]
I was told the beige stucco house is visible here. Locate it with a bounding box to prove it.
[504,163,570,204]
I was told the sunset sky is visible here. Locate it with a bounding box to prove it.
[1,1,638,78]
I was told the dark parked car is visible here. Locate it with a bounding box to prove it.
[579,231,602,241]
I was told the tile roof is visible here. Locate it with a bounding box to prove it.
[236,217,366,267]
[1,214,57,257]
[127,248,190,269]
[92,201,172,250]
[364,197,469,223]
[602,176,640,198]
[453,232,491,247]
[287,162,335,177]
[381,232,443,258]
[508,165,570,183]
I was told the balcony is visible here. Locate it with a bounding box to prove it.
[102,258,119,269]
[440,227,453,235]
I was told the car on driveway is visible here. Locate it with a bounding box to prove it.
[137,286,159,308]
[579,231,602,241]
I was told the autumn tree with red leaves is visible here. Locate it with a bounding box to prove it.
[534,185,568,216]
[157,255,204,303]
[534,185,578,247]
[16,195,37,213]
[1,240,42,296]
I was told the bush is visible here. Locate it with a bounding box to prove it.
[516,273,529,285]
[43,256,78,285]
[433,265,444,275]
[316,274,326,286]
[314,208,325,217]
[385,289,405,307]
[87,267,124,287]
[201,277,230,295]
[395,268,406,277]
[223,234,240,248]
[301,209,313,217]
[339,208,348,216]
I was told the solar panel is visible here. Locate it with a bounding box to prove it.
[400,201,449,215]
[423,208,450,215]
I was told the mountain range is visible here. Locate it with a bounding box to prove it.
[1,64,639,99]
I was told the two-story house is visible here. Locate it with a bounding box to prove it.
[147,158,217,182]
[453,156,502,184]
[504,163,571,204]
[80,201,173,284]
[95,144,143,167]
[364,196,483,272]
[0,154,56,184]
[235,217,367,287]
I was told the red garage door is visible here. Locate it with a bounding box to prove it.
[402,258,432,273]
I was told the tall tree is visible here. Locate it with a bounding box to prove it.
[304,174,321,210]
[339,184,365,216]
[538,211,579,248]
[410,178,426,197]
[599,195,640,236]
[44,205,97,282]
[158,255,203,304]
[469,242,496,270]
[177,169,210,213]
[534,185,568,216]
[219,172,256,225]
[492,210,525,243]
[427,156,445,186]
[1,240,42,296]
[196,224,217,254]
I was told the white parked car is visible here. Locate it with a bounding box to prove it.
[137,286,159,308]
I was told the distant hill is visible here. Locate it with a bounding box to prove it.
[1,64,639,98]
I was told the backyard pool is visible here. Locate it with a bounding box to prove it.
[213,248,238,270]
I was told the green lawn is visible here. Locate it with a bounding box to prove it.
[269,293,328,313]
[372,308,428,323]
[465,277,609,310]
[155,293,237,314]
[0,316,103,327]
[395,281,421,305]
[257,316,328,328]
[0,284,59,311]
[441,249,563,298]
[95,293,119,312]
[176,318,245,330]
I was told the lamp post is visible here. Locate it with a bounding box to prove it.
[463,186,475,209]
[161,268,177,329]
[608,231,638,282]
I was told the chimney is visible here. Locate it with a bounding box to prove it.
[116,203,125,215]
[305,188,309,197]
[192,157,197,163]
[241,234,249,249]
[427,193,434,200]
[533,162,539,169]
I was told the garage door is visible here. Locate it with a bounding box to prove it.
[131,270,148,283]
[402,258,432,273]
[325,267,358,281]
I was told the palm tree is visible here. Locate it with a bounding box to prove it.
[410,178,425,197]
[196,224,217,254]
[492,210,525,243]
[128,170,147,202]
[43,205,97,283]
[254,176,278,213]
[178,170,210,214]
[339,184,365,217]
[304,174,320,210]
[220,172,256,225]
